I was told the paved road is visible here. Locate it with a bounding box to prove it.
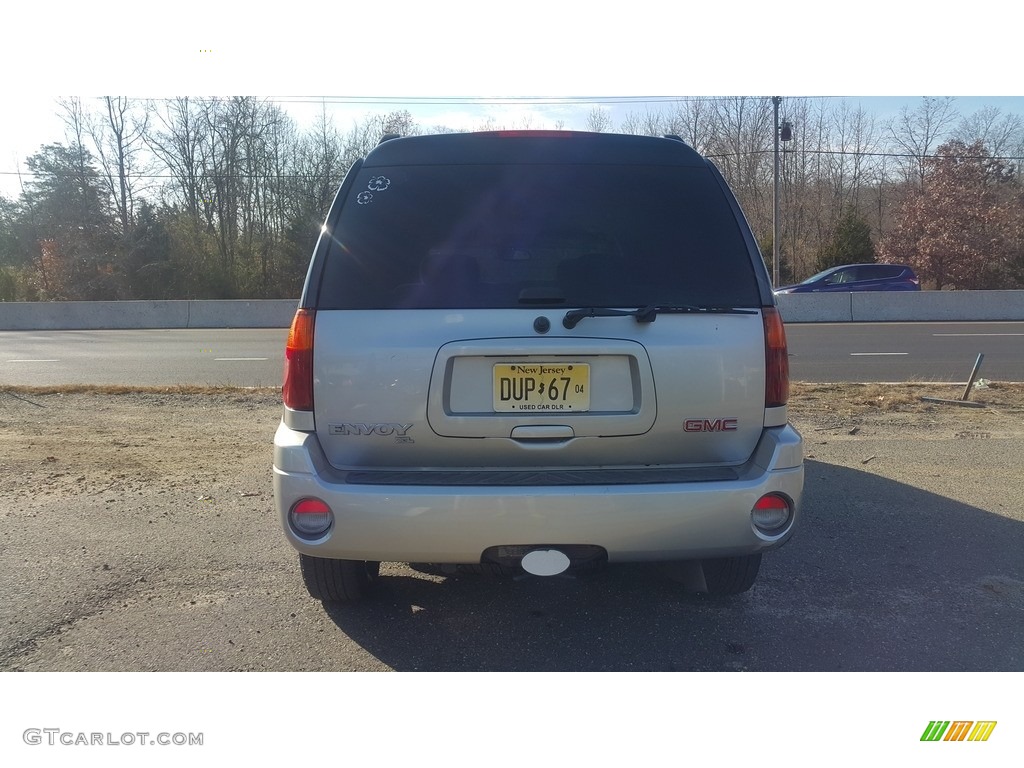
[787,321,1024,382]
[1,322,1022,386]
[0,329,287,387]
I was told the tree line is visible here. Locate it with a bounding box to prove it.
[1,96,1023,301]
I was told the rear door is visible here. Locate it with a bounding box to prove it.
[312,309,767,469]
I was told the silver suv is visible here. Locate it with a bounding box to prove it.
[273,131,803,602]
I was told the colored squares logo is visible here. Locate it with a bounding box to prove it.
[921,721,997,742]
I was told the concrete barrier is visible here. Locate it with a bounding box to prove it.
[776,291,1024,323]
[0,301,191,330]
[775,293,852,323]
[1,293,1024,329]
[185,300,298,328]
[850,290,1024,322]
[0,300,298,330]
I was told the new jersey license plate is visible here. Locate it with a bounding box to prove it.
[492,363,590,412]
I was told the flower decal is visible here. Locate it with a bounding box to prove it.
[367,176,391,191]
[356,191,374,205]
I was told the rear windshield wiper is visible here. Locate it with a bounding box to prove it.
[562,305,757,329]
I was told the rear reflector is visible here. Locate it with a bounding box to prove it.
[293,499,330,514]
[763,307,790,408]
[751,493,791,532]
[289,498,333,537]
[283,309,315,411]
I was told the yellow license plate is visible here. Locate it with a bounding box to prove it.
[493,363,590,412]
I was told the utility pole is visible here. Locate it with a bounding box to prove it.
[772,96,792,288]
[772,96,781,288]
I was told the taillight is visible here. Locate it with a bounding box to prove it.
[283,309,315,411]
[763,307,789,408]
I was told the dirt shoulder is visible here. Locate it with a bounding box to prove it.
[789,380,1024,436]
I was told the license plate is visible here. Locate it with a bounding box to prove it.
[493,363,590,412]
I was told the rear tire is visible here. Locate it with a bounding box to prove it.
[701,553,761,595]
[458,562,521,578]
[299,554,380,603]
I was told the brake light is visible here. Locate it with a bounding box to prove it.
[763,307,789,408]
[283,309,315,411]
[494,130,573,138]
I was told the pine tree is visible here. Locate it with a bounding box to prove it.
[815,210,876,272]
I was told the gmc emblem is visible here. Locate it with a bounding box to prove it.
[684,418,738,432]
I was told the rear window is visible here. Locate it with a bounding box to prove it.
[855,265,907,280]
[877,265,908,279]
[317,162,760,309]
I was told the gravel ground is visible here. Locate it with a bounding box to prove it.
[1,382,1022,671]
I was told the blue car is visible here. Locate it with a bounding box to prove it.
[775,263,920,294]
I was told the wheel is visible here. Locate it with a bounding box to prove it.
[700,553,762,595]
[299,554,380,603]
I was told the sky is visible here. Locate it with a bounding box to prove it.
[1,1,1020,198]
[0,2,1019,198]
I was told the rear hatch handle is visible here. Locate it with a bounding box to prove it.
[510,425,575,440]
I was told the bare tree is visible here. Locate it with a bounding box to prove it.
[708,97,774,244]
[953,105,1024,160]
[57,97,89,165]
[828,100,878,212]
[619,111,642,135]
[56,98,103,223]
[145,97,210,218]
[886,97,958,189]
[586,107,612,133]
[671,98,715,154]
[88,97,152,235]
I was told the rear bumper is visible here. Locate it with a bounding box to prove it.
[273,422,804,564]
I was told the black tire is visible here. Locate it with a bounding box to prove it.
[299,554,380,603]
[458,562,522,578]
[700,553,762,595]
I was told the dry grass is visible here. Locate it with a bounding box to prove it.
[790,381,1024,416]
[0,384,281,396]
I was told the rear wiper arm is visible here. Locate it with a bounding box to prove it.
[561,307,637,329]
[563,305,756,329]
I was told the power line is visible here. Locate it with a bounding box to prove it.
[0,171,339,180]
[145,95,764,106]
[111,94,934,111]
[705,148,1024,162]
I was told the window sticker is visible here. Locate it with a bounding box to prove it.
[357,176,391,205]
